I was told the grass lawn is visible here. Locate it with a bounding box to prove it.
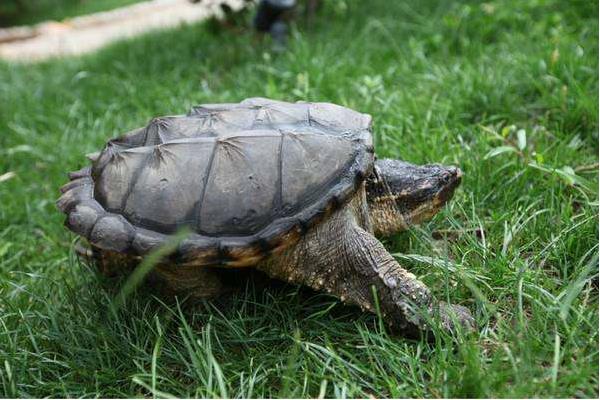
[0,0,144,27]
[0,0,598,397]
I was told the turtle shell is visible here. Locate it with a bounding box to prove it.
[58,98,374,266]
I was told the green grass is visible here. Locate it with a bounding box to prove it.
[0,0,143,27]
[0,0,598,397]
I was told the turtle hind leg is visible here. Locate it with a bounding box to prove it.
[148,264,229,300]
[87,246,137,278]
[86,246,229,300]
[149,266,274,302]
[148,267,274,312]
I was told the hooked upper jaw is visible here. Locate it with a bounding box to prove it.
[432,165,462,208]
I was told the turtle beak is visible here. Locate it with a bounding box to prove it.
[434,165,462,207]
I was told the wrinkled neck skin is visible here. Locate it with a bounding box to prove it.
[366,169,409,237]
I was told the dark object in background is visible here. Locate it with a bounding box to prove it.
[267,20,288,51]
[253,0,295,32]
[253,0,295,49]
[190,0,319,50]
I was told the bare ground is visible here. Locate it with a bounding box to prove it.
[0,0,246,62]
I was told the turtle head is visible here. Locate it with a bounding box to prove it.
[366,159,462,236]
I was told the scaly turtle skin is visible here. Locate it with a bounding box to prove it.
[57,97,474,334]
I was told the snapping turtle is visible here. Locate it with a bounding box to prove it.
[57,97,474,334]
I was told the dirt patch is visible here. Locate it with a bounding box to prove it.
[0,0,247,62]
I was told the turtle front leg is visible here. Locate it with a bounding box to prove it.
[344,225,475,334]
[259,207,474,335]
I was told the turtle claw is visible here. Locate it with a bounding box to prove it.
[437,302,476,334]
